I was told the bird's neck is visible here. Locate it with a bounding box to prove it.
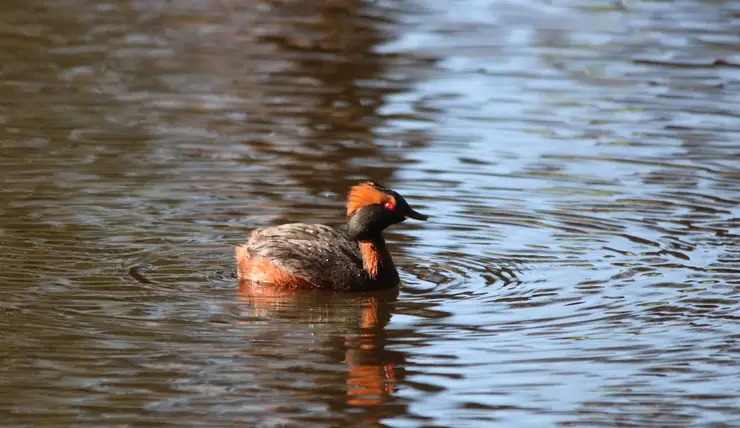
[358,234,398,286]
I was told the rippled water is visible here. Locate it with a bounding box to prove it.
[1,0,739,426]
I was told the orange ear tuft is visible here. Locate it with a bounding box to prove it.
[347,182,390,216]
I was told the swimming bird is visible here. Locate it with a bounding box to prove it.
[236,182,427,291]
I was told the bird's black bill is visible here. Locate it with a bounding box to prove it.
[406,209,428,221]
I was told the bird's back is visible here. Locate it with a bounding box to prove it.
[236,223,369,290]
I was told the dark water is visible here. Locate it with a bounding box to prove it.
[1,0,739,426]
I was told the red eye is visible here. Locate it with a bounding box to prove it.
[385,201,396,211]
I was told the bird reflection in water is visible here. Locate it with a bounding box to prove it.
[345,293,397,406]
[238,281,402,410]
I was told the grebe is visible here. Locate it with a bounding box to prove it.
[236,182,428,291]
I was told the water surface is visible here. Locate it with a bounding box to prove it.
[1,0,739,426]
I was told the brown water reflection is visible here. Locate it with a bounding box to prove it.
[1,0,740,426]
[239,282,401,412]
